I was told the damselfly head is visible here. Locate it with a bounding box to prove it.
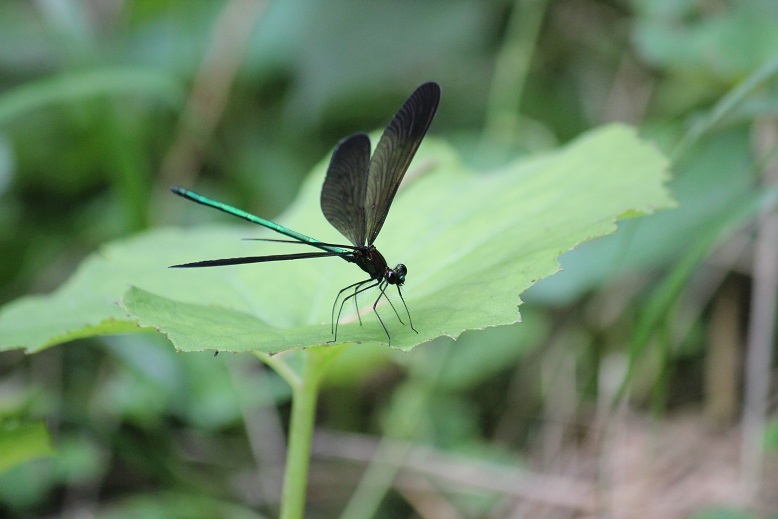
[388,264,407,285]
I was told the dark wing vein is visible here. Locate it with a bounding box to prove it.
[320,133,371,246]
[365,82,441,245]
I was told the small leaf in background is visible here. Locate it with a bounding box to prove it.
[0,422,54,475]
[0,435,105,511]
[688,509,758,519]
[765,418,778,453]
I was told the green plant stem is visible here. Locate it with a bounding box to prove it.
[481,0,549,156]
[280,363,318,519]
[264,347,342,519]
[613,189,778,410]
[671,56,778,162]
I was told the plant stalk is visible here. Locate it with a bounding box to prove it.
[277,347,342,519]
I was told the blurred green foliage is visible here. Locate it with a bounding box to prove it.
[0,0,777,518]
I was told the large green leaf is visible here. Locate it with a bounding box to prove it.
[0,124,673,353]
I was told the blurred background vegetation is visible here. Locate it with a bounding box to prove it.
[1,0,777,518]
